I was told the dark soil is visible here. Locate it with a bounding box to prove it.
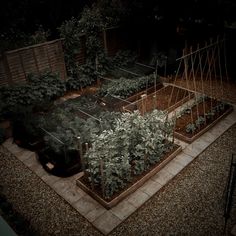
[101,84,163,111]
[80,144,179,202]
[175,98,232,138]
[124,85,191,113]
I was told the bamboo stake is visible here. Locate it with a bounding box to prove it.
[77,137,84,171]
[183,48,194,126]
[198,45,207,124]
[217,37,224,99]
[100,159,105,198]
[167,57,183,108]
[190,46,200,120]
[206,42,214,116]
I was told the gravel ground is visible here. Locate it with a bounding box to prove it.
[0,124,236,235]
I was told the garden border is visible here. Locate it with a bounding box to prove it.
[174,105,233,143]
[76,145,182,209]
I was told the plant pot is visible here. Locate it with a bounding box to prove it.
[37,148,82,177]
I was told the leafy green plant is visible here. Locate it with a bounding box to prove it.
[99,74,158,99]
[85,109,174,198]
[58,17,81,77]
[0,71,66,118]
[28,25,50,45]
[185,123,197,133]
[195,116,205,127]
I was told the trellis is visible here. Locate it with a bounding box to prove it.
[169,36,229,126]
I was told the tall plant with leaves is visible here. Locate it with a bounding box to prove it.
[58,17,81,77]
[85,110,175,198]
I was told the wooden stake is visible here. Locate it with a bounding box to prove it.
[100,159,105,198]
[77,137,84,171]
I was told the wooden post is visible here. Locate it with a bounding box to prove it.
[190,46,200,120]
[198,45,207,125]
[100,159,105,198]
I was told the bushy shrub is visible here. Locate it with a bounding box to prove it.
[0,71,66,118]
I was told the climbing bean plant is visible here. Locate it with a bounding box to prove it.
[84,110,175,199]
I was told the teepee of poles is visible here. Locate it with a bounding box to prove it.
[168,36,229,126]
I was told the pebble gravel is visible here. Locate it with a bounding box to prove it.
[0,124,236,235]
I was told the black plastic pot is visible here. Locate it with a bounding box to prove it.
[37,148,82,177]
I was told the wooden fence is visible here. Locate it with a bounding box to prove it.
[0,27,130,86]
[0,39,67,86]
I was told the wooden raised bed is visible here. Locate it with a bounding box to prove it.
[76,145,182,209]
[123,85,192,113]
[100,83,163,111]
[174,100,233,143]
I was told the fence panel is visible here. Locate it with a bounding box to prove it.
[0,39,67,86]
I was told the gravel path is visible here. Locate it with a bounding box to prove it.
[0,125,236,235]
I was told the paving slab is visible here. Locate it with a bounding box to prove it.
[127,189,150,208]
[73,194,103,216]
[173,153,194,167]
[15,150,35,162]
[85,204,107,223]
[41,173,61,186]
[59,185,86,205]
[92,211,122,235]
[151,168,174,186]
[51,179,74,193]
[164,159,185,176]
[139,178,162,197]
[110,200,136,220]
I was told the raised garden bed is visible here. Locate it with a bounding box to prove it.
[123,85,192,113]
[76,144,181,209]
[100,83,163,111]
[174,97,233,143]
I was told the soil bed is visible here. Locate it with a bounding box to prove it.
[77,144,181,209]
[174,98,233,143]
[100,84,163,111]
[124,85,192,113]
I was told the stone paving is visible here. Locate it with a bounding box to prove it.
[2,104,236,235]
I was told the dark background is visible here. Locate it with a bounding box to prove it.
[0,0,235,77]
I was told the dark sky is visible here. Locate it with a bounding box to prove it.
[0,0,235,35]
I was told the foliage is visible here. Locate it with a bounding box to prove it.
[0,26,50,53]
[43,110,121,157]
[99,74,159,99]
[111,50,137,68]
[185,123,196,133]
[58,17,81,77]
[85,110,175,198]
[195,116,205,127]
[0,71,66,119]
[28,25,50,45]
